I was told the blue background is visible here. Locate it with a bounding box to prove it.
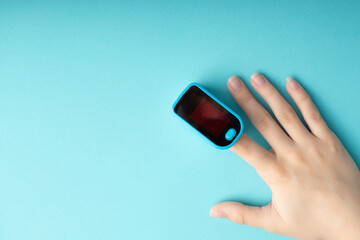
[1,1,360,239]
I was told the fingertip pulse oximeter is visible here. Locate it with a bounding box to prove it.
[172,83,244,149]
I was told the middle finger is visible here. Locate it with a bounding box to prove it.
[250,73,310,142]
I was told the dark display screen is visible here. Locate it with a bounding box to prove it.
[190,98,231,137]
[174,85,241,147]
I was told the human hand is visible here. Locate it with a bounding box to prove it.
[210,74,360,240]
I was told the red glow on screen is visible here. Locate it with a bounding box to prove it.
[190,98,230,137]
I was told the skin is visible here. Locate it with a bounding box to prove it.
[210,73,360,240]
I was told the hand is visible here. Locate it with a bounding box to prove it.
[210,73,360,240]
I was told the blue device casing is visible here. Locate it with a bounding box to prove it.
[172,83,244,149]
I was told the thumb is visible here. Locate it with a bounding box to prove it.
[210,201,278,232]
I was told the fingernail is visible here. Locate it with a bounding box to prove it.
[210,209,227,218]
[228,76,242,91]
[251,72,266,88]
[286,77,299,90]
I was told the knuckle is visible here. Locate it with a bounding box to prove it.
[279,107,297,124]
[253,111,272,130]
[305,143,323,159]
[308,109,322,122]
[298,92,310,104]
[286,149,306,165]
[233,214,246,225]
[263,205,283,234]
[240,93,252,105]
[326,137,341,154]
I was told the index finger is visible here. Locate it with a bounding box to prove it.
[231,133,276,173]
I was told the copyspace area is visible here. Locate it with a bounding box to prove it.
[0,1,359,240]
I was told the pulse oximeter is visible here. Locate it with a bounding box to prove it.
[172,83,244,149]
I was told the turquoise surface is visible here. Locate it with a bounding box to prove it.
[1,1,359,240]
